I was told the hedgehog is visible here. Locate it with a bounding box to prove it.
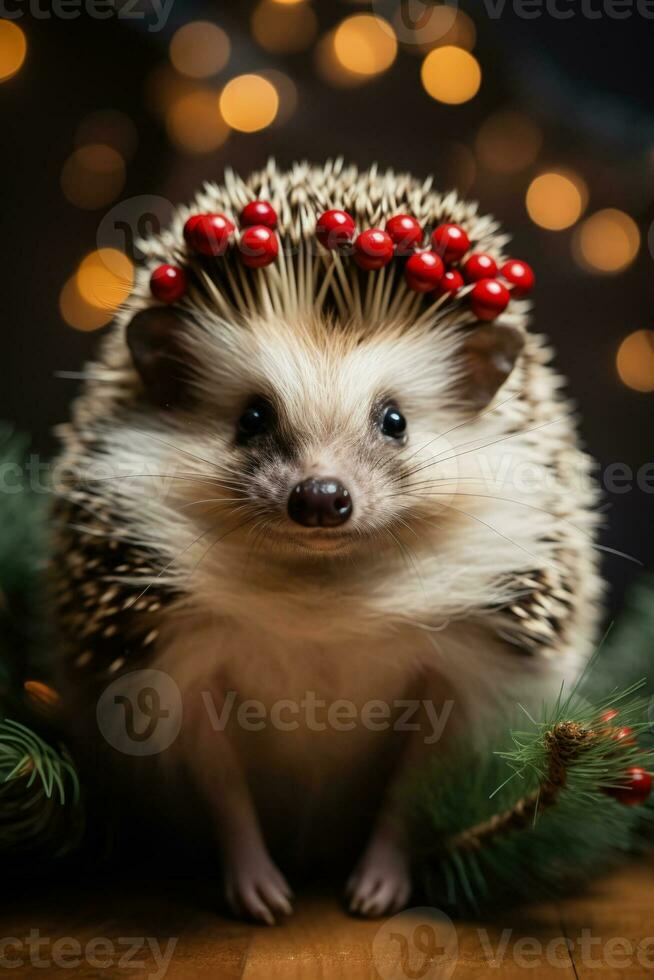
[51,160,602,923]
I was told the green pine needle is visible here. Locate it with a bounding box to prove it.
[409,588,654,916]
[0,428,84,861]
[0,719,84,856]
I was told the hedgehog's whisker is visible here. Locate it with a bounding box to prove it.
[410,502,558,571]
[409,511,447,534]
[385,477,527,501]
[190,513,264,580]
[82,473,246,490]
[382,523,424,595]
[389,516,429,603]
[127,521,225,607]
[392,412,573,486]
[135,431,230,474]
[179,497,247,510]
[592,544,642,566]
[368,453,389,474]
[389,513,420,541]
[398,488,580,529]
[398,390,526,471]
[243,515,277,570]
[398,477,509,493]
[396,487,610,558]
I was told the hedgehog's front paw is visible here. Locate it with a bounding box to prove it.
[346,826,412,918]
[223,846,293,926]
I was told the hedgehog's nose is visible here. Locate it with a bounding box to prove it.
[288,478,352,528]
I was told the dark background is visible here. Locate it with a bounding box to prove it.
[1,1,653,613]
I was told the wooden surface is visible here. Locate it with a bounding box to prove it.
[2,859,653,978]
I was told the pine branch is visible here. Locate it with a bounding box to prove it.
[449,721,594,853]
[0,719,84,858]
[0,429,86,863]
[411,653,654,914]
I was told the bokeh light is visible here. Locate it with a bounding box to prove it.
[333,15,397,77]
[258,69,298,126]
[169,22,230,79]
[421,46,481,104]
[219,74,279,132]
[0,21,27,83]
[616,330,654,392]
[76,249,134,311]
[74,109,138,161]
[395,6,476,54]
[59,277,113,332]
[166,90,230,153]
[24,680,61,716]
[315,30,369,88]
[573,209,640,273]
[252,0,318,53]
[476,110,542,174]
[525,171,588,230]
[60,144,126,210]
[144,64,202,120]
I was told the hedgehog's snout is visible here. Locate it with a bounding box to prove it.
[287,478,352,528]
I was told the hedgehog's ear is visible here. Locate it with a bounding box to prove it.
[458,325,524,410]
[126,307,196,409]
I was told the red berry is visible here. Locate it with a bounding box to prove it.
[436,268,464,296]
[432,223,470,263]
[238,226,279,268]
[463,253,498,283]
[404,251,444,292]
[385,214,423,255]
[470,278,510,321]
[501,259,535,297]
[353,229,394,270]
[150,264,187,304]
[183,213,234,257]
[240,200,277,230]
[316,209,356,249]
[612,726,636,746]
[604,767,652,806]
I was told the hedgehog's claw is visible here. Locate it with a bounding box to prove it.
[223,848,293,925]
[346,829,412,918]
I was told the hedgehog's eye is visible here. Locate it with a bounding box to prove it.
[237,398,273,442]
[381,405,407,440]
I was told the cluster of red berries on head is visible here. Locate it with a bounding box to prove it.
[149,201,535,323]
[150,200,281,304]
[315,209,534,321]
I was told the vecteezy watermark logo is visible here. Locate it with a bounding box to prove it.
[202,691,454,745]
[1,452,654,508]
[97,195,175,263]
[373,916,654,975]
[373,0,462,47]
[0,0,176,32]
[0,932,177,978]
[476,928,654,969]
[372,907,459,980]
[373,0,654,27]
[96,669,182,756]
